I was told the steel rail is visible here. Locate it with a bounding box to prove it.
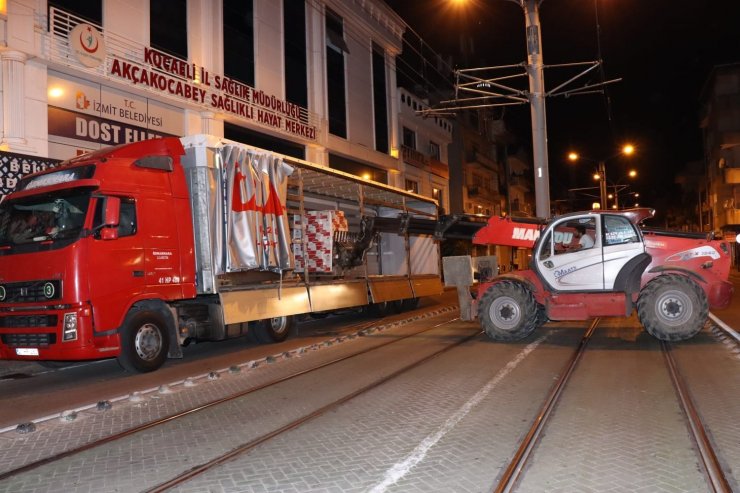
[0,311,461,482]
[708,312,740,345]
[146,329,482,492]
[493,319,599,493]
[661,342,733,493]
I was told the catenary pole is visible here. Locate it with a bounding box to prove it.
[522,0,550,218]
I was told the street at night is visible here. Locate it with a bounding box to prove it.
[1,1,740,492]
[1,283,739,492]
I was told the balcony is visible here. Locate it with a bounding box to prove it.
[429,157,449,179]
[465,150,498,170]
[402,145,428,170]
[468,185,500,200]
[509,175,530,191]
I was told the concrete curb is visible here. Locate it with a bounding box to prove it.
[0,304,459,436]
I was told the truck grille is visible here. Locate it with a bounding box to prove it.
[0,280,62,303]
[1,333,56,346]
[0,315,58,328]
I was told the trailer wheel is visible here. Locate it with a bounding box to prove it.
[117,308,169,373]
[478,281,538,341]
[252,315,294,343]
[365,302,389,318]
[637,274,708,341]
[401,297,420,311]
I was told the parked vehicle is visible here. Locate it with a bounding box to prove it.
[444,209,733,341]
[0,135,442,372]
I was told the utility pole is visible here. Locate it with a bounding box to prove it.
[521,0,550,218]
[598,161,607,208]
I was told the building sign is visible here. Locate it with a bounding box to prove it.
[0,152,60,198]
[48,106,173,146]
[47,72,182,159]
[106,47,317,141]
[69,23,106,68]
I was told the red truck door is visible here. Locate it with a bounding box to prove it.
[87,198,145,332]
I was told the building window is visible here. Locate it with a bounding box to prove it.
[48,0,101,24]
[150,0,187,59]
[329,154,387,183]
[225,122,305,159]
[372,42,389,153]
[284,0,307,108]
[433,187,444,212]
[405,179,419,194]
[402,127,416,149]
[429,141,440,160]
[326,8,347,138]
[224,0,254,87]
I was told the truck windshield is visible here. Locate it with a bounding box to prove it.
[0,191,90,246]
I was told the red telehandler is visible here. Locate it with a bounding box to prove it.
[443,208,733,341]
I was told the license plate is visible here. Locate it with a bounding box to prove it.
[15,348,39,356]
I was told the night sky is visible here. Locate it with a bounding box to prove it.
[384,0,740,214]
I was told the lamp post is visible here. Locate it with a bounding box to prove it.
[569,144,635,209]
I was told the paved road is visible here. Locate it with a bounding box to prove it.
[0,280,738,492]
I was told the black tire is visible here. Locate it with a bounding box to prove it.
[535,303,548,328]
[117,308,170,373]
[365,301,389,318]
[478,281,539,341]
[252,315,294,343]
[401,297,420,311]
[388,300,403,314]
[637,274,708,341]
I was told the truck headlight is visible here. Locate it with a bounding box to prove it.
[63,312,78,341]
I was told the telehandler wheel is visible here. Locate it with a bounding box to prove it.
[117,308,170,373]
[252,315,294,343]
[535,303,548,328]
[478,281,539,341]
[637,274,708,341]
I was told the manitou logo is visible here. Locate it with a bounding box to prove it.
[512,227,540,242]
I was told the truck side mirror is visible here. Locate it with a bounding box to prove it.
[100,197,120,240]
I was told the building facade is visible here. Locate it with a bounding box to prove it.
[701,63,740,236]
[0,0,449,208]
[397,88,451,212]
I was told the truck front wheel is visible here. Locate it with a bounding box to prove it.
[637,274,708,341]
[117,308,170,373]
[478,281,539,341]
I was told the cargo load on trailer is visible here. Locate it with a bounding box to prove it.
[443,208,733,342]
[0,135,442,372]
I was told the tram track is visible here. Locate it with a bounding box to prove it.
[661,341,733,493]
[0,309,471,488]
[493,319,599,493]
[493,316,738,493]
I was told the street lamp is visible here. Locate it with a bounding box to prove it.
[568,144,636,209]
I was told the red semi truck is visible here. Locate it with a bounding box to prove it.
[0,135,442,372]
[444,209,734,341]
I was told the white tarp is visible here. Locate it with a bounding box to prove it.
[221,145,294,273]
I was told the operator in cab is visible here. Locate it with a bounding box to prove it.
[558,224,594,252]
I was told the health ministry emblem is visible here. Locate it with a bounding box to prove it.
[70,23,106,68]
